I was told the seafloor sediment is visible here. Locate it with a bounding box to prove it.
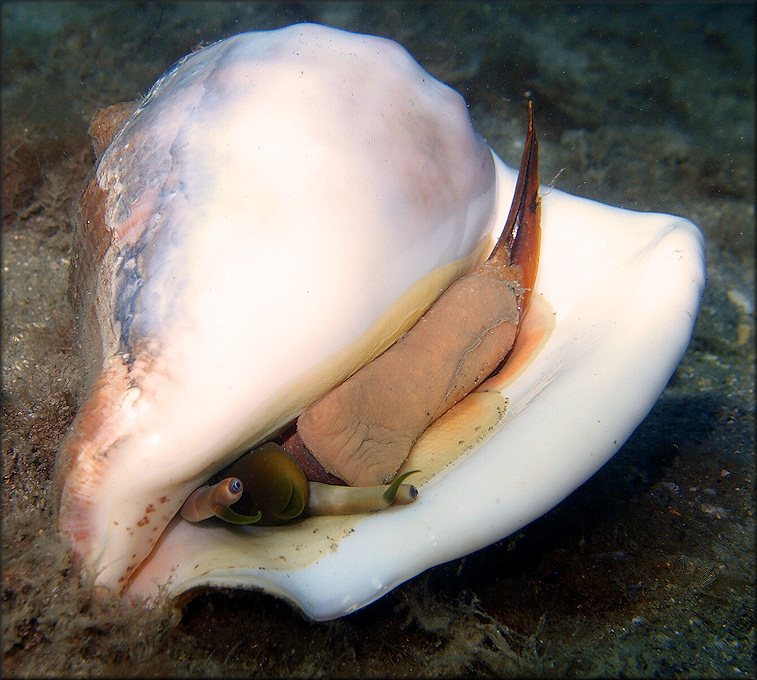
[2,2,754,677]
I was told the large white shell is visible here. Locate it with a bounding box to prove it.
[57,24,705,618]
[57,24,501,592]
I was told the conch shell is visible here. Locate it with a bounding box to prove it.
[54,24,705,620]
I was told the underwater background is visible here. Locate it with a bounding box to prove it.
[2,2,754,676]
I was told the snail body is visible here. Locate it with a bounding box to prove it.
[180,443,419,525]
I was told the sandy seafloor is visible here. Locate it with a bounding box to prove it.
[1,2,754,677]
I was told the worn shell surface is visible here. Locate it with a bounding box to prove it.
[56,23,705,618]
[56,23,503,592]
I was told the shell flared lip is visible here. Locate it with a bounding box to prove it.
[126,151,705,620]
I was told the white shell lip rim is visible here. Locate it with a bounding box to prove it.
[128,152,705,620]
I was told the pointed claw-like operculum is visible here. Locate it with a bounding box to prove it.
[181,444,419,527]
[490,100,541,315]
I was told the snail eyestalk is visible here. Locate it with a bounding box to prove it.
[179,477,249,523]
[383,469,419,506]
[307,470,420,516]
